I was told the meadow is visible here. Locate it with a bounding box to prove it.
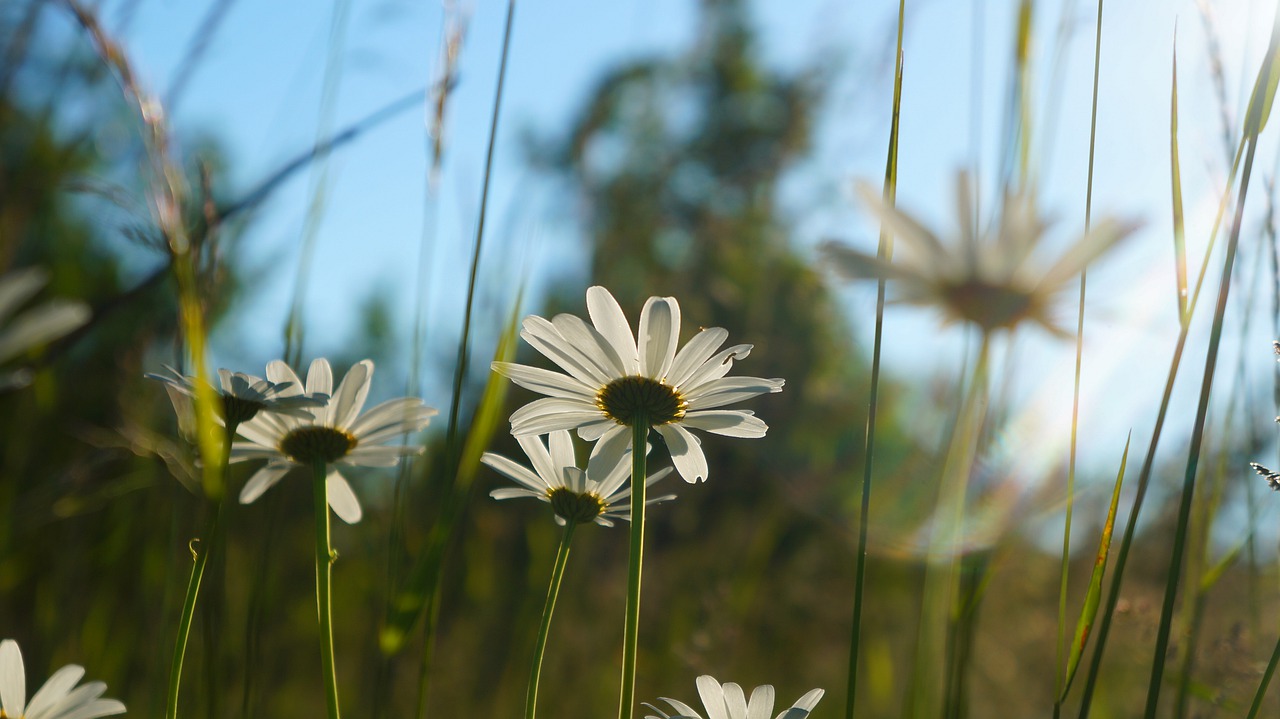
[3,1,1280,718]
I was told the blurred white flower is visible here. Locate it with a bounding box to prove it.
[147,364,328,432]
[229,358,437,524]
[494,286,783,483]
[0,639,125,719]
[0,268,90,391]
[483,430,675,526]
[644,675,824,719]
[820,173,1138,336]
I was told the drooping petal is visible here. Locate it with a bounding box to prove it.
[347,397,437,438]
[239,463,292,504]
[637,297,679,378]
[587,425,632,482]
[685,377,784,411]
[578,418,617,441]
[681,410,768,438]
[482,451,551,492]
[509,398,602,435]
[46,697,126,719]
[587,286,640,374]
[489,487,545,501]
[678,344,753,392]
[855,181,951,267]
[25,663,85,718]
[326,470,363,524]
[657,424,708,483]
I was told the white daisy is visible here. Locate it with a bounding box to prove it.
[229,358,437,524]
[644,675,824,719]
[483,430,675,526]
[819,173,1138,336]
[0,268,90,391]
[493,286,783,483]
[147,364,327,428]
[0,639,125,719]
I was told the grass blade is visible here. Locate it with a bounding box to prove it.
[1060,433,1129,700]
[1171,33,1188,323]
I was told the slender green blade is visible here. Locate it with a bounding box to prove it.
[1061,433,1130,700]
[1244,11,1280,139]
[1170,36,1188,324]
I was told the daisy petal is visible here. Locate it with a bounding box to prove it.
[587,425,632,481]
[695,676,730,719]
[50,698,127,719]
[638,296,679,378]
[26,664,85,718]
[685,377,784,410]
[515,434,559,488]
[326,470,363,524]
[305,358,334,398]
[679,344,753,391]
[746,685,775,719]
[240,464,291,505]
[657,424,708,483]
[0,639,26,716]
[547,430,577,476]
[587,286,640,374]
[491,362,597,401]
[521,316,612,386]
[483,451,552,492]
[683,410,768,438]
[490,487,545,501]
[667,327,728,388]
[722,683,748,719]
[510,398,602,435]
[552,313,628,378]
[331,360,373,428]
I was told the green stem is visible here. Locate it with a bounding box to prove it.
[525,520,578,719]
[313,460,342,719]
[618,416,649,719]
[1246,631,1280,719]
[165,419,236,719]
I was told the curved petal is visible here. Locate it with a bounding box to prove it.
[0,268,46,322]
[578,418,618,442]
[305,358,334,400]
[348,397,437,436]
[331,360,373,429]
[791,688,825,712]
[521,315,611,386]
[587,286,640,374]
[638,297,679,378]
[326,470,363,524]
[0,639,25,716]
[722,683,748,719]
[509,398,601,435]
[546,430,577,477]
[239,463,292,504]
[552,313,627,378]
[0,301,90,364]
[49,697,127,719]
[265,360,303,394]
[667,327,728,388]
[586,425,632,485]
[26,664,85,718]
[695,676,730,719]
[685,377,784,410]
[515,434,559,487]
[746,685,775,719]
[682,410,768,438]
[678,345,753,393]
[657,424,708,483]
[659,698,704,719]
[490,487,545,501]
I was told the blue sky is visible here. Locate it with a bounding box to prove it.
[48,0,1280,545]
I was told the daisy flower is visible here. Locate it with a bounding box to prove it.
[493,286,783,483]
[229,358,437,524]
[819,173,1138,336]
[0,639,125,719]
[147,364,327,429]
[644,675,824,719]
[483,430,675,526]
[0,268,90,391]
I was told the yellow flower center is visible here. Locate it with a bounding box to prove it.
[549,487,608,523]
[280,426,357,464]
[596,375,687,426]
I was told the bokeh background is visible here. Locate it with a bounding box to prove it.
[5,0,1280,716]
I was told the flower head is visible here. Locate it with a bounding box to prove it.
[0,268,90,391]
[147,364,328,428]
[0,639,125,719]
[483,430,675,526]
[644,675,824,719]
[229,358,437,524]
[820,173,1139,336]
[494,286,783,483]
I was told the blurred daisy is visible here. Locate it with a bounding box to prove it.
[0,268,90,391]
[483,430,675,526]
[229,358,437,524]
[0,639,125,719]
[819,173,1138,336]
[147,364,327,430]
[644,675,824,719]
[493,286,783,483]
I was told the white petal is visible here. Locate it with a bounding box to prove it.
[551,313,627,378]
[0,639,25,716]
[587,425,633,484]
[685,377,784,410]
[521,315,611,386]
[637,297,679,378]
[657,424,708,483]
[578,418,618,441]
[660,697,704,719]
[722,683,748,719]
[331,360,373,429]
[348,397,436,437]
[327,470,363,524]
[48,698,127,719]
[681,410,768,438]
[26,664,85,718]
[696,676,730,719]
[305,358,334,398]
[547,430,577,475]
[0,301,89,364]
[509,398,602,435]
[482,451,552,492]
[776,689,824,719]
[265,360,303,393]
[746,685,775,719]
[239,464,292,504]
[678,344,753,392]
[490,487,545,501]
[491,362,596,401]
[587,286,640,374]
[667,327,729,388]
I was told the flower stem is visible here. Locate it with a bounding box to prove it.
[165,420,236,719]
[618,415,648,719]
[312,460,342,719]
[1246,631,1280,719]
[525,520,578,719]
